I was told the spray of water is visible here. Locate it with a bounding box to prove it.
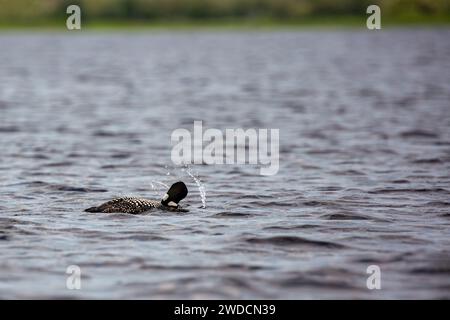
[150,181,169,190]
[184,166,206,209]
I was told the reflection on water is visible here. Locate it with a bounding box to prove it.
[0,29,450,299]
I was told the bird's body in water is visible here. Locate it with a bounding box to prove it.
[85,181,188,214]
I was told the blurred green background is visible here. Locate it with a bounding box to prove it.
[0,0,449,28]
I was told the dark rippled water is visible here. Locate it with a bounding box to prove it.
[1,29,450,299]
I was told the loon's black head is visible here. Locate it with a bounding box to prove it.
[161,181,188,208]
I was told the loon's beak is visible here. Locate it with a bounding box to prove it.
[161,181,188,207]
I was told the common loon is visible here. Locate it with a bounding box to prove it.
[84,181,188,214]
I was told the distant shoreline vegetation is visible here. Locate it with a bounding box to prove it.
[0,0,449,29]
[1,15,450,31]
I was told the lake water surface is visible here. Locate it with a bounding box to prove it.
[0,29,450,299]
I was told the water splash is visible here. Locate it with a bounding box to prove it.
[151,181,169,190]
[184,166,206,209]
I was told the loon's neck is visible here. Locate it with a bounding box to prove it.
[161,199,178,208]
